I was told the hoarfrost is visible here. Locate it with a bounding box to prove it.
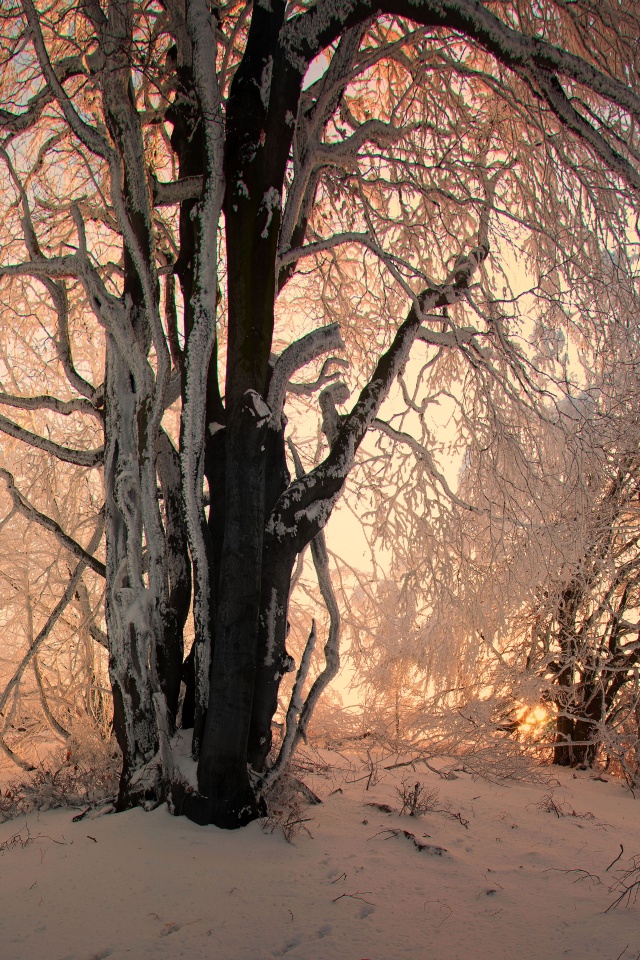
[280,0,354,73]
[245,390,271,422]
[271,519,291,538]
[259,57,273,111]
[236,180,249,198]
[208,421,224,435]
[260,187,281,239]
[263,588,278,666]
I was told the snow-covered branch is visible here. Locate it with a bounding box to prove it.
[0,53,85,133]
[416,323,481,348]
[267,243,489,551]
[261,440,343,784]
[151,174,203,206]
[48,281,100,403]
[523,68,640,192]
[372,419,478,513]
[0,512,105,731]
[0,390,101,421]
[0,468,106,577]
[286,356,350,398]
[180,0,226,738]
[262,619,317,787]
[283,0,640,122]
[0,413,103,467]
[277,230,423,277]
[319,382,351,445]
[22,0,114,162]
[267,323,345,426]
[277,231,371,268]
[0,252,138,372]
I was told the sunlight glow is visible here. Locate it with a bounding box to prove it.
[517,704,550,738]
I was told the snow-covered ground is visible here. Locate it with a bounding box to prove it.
[0,750,639,960]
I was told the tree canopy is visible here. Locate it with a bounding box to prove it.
[0,0,638,825]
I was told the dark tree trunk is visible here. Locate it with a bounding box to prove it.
[553,714,575,766]
[180,0,305,825]
[185,392,270,826]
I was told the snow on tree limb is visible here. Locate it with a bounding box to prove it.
[151,174,203,206]
[416,323,480,348]
[21,0,114,162]
[267,322,345,426]
[372,418,478,513]
[266,243,489,551]
[180,0,226,737]
[0,390,101,421]
[0,54,85,134]
[282,0,640,120]
[0,468,106,577]
[285,356,350,398]
[320,382,351,445]
[262,619,317,788]
[0,413,103,467]
[0,511,105,729]
[49,281,99,403]
[259,440,343,783]
[0,254,141,378]
[521,68,640,192]
[277,231,424,281]
[294,527,342,749]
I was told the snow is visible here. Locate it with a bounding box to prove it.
[245,390,271,423]
[259,57,274,111]
[1,751,639,960]
[263,588,279,666]
[260,187,281,240]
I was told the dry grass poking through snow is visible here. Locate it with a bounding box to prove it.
[0,725,119,822]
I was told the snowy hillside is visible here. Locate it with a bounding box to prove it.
[1,752,639,960]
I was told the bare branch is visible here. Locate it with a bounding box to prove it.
[151,174,203,206]
[0,412,103,467]
[0,469,106,577]
[372,418,479,513]
[267,323,345,425]
[0,512,105,726]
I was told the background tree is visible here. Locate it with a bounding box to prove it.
[0,0,638,827]
[419,343,640,775]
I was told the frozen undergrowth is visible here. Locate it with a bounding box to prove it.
[0,723,120,821]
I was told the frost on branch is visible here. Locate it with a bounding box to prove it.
[267,323,345,426]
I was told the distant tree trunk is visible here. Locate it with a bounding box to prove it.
[553,670,575,766]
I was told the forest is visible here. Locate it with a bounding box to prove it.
[0,0,639,836]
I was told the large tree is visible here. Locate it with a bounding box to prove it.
[0,0,638,826]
